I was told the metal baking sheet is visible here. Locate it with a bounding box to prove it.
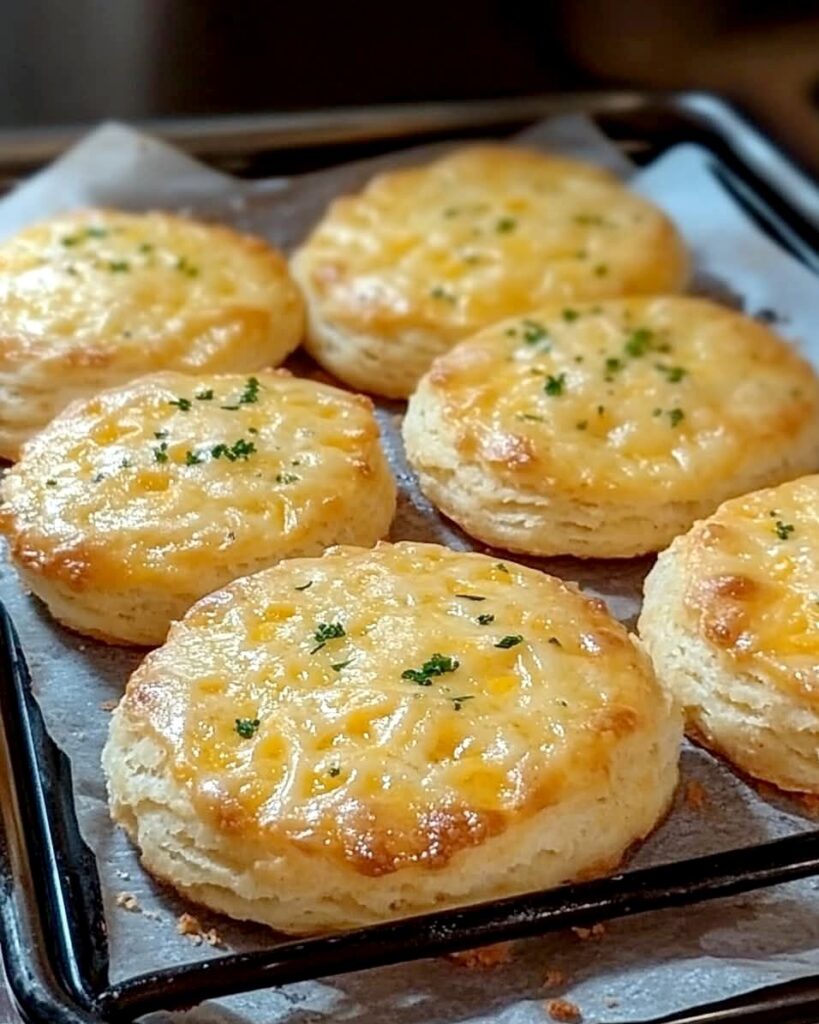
[0,112,818,1023]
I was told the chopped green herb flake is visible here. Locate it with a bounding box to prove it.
[562,308,580,322]
[92,472,105,483]
[775,520,795,540]
[46,479,57,487]
[247,426,259,435]
[153,442,169,463]
[605,357,623,377]
[623,328,653,358]
[211,438,257,462]
[195,389,214,401]
[401,652,459,686]
[668,408,685,427]
[169,397,192,412]
[653,408,662,417]
[477,613,495,625]
[60,235,79,247]
[239,377,262,405]
[235,718,260,739]
[656,364,686,382]
[495,634,523,649]
[176,255,199,277]
[184,450,203,466]
[311,622,346,654]
[327,765,341,776]
[522,319,549,345]
[574,213,605,226]
[576,420,588,430]
[594,263,608,276]
[597,405,605,415]
[495,562,509,573]
[294,581,313,591]
[154,430,168,439]
[518,413,544,422]
[430,285,455,302]
[108,260,130,272]
[544,373,566,396]
[455,593,485,601]
[276,472,299,484]
[138,242,154,254]
[496,216,517,233]
[331,660,352,672]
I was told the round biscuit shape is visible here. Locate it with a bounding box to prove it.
[0,370,396,645]
[639,474,819,795]
[402,296,819,558]
[103,541,681,933]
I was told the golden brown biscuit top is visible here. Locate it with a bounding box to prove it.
[294,146,688,342]
[0,371,388,587]
[422,297,819,503]
[122,542,664,875]
[0,209,302,363]
[684,475,819,702]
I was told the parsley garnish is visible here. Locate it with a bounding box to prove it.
[311,622,346,654]
[327,764,341,777]
[235,718,260,739]
[495,634,523,649]
[276,472,299,484]
[518,413,544,422]
[331,659,352,672]
[450,695,475,711]
[108,260,130,273]
[548,636,562,647]
[169,397,192,412]
[401,653,459,686]
[430,285,455,302]
[154,430,168,439]
[477,613,495,625]
[576,420,588,430]
[294,581,313,591]
[496,216,517,233]
[138,242,154,254]
[544,373,566,396]
[46,479,57,487]
[656,364,686,382]
[176,255,199,277]
[605,356,623,378]
[668,408,685,427]
[455,593,485,601]
[594,263,608,276]
[195,389,214,401]
[495,562,509,573]
[522,319,549,345]
[239,377,261,405]
[184,450,203,466]
[153,442,169,463]
[562,308,580,322]
[574,213,605,226]
[623,328,653,358]
[775,520,795,540]
[211,438,256,462]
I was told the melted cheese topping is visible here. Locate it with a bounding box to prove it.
[684,475,819,702]
[425,297,819,503]
[124,542,662,875]
[294,146,688,342]
[0,371,389,588]
[0,209,303,364]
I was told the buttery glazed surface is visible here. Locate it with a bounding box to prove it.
[0,209,302,364]
[418,296,819,504]
[122,542,666,876]
[294,146,688,345]
[0,370,394,604]
[684,475,819,702]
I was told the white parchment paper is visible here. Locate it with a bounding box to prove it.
[0,116,818,1024]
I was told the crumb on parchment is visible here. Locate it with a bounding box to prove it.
[446,942,513,968]
[571,923,606,941]
[177,912,224,948]
[115,891,139,912]
[684,779,708,810]
[546,997,582,1022]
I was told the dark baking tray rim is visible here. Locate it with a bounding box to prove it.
[1,91,819,1024]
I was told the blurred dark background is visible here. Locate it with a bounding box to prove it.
[2,0,819,173]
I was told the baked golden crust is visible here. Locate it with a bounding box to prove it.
[291,145,688,397]
[0,370,395,645]
[639,475,819,794]
[0,209,305,459]
[402,296,819,558]
[104,541,681,931]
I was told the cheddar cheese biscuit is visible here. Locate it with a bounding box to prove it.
[291,146,688,397]
[403,297,819,558]
[103,541,681,933]
[0,209,304,459]
[640,475,819,794]
[0,371,395,645]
